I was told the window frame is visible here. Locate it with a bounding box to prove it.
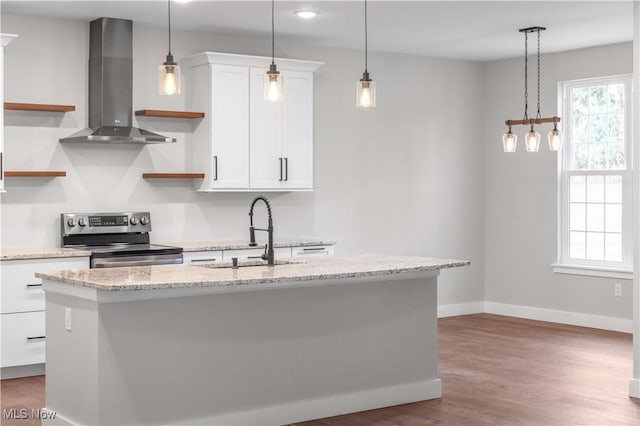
[556,75,633,276]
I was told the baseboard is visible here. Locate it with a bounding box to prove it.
[484,302,633,333]
[438,301,485,318]
[1,363,45,379]
[180,379,442,426]
[629,378,640,399]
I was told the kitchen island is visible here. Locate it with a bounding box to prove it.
[38,255,469,426]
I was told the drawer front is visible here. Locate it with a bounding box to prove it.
[1,258,89,314]
[183,251,223,264]
[1,311,46,368]
[222,247,291,261]
[291,245,335,258]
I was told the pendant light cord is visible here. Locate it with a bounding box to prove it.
[167,0,172,56]
[522,31,528,121]
[271,0,275,66]
[536,29,541,119]
[364,0,368,72]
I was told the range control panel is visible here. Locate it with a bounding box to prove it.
[61,212,151,236]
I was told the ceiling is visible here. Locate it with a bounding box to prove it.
[1,1,634,61]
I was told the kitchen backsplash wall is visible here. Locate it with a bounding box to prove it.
[1,13,485,307]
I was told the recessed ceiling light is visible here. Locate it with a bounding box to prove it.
[294,10,319,19]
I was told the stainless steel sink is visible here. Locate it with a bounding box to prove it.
[194,259,302,269]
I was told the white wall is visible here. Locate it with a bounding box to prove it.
[483,42,634,320]
[0,14,485,306]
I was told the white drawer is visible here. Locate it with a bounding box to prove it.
[1,311,46,368]
[1,257,89,314]
[183,251,223,264]
[222,247,291,261]
[291,245,335,258]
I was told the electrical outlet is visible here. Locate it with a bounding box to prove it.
[614,283,622,297]
[65,308,72,331]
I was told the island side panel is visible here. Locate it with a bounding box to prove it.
[45,292,100,425]
[51,274,440,425]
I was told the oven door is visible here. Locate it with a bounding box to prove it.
[91,253,183,268]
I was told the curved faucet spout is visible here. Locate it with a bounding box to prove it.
[248,196,275,266]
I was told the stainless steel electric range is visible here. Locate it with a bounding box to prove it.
[61,212,183,268]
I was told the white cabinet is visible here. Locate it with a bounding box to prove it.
[189,65,249,191]
[186,52,322,192]
[249,69,314,190]
[0,256,89,371]
[182,250,223,264]
[0,34,18,194]
[291,245,335,258]
[1,311,45,368]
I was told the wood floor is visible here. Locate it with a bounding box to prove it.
[2,314,639,426]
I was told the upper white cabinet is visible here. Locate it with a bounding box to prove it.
[189,64,249,190]
[250,68,314,189]
[185,52,322,192]
[0,34,18,194]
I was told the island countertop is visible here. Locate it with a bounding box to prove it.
[36,255,470,292]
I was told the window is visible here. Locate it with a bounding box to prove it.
[557,76,632,275]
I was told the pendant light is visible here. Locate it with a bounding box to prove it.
[502,124,517,152]
[548,121,562,151]
[356,0,376,108]
[502,27,561,153]
[158,0,181,95]
[264,0,283,102]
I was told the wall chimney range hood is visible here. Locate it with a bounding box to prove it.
[60,18,175,144]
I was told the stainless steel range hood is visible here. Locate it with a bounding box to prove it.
[61,18,175,144]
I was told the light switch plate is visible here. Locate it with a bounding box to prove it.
[65,308,72,331]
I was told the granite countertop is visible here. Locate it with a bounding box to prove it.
[158,239,335,252]
[36,255,470,291]
[0,247,92,261]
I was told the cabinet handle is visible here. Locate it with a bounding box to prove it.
[27,336,46,341]
[213,156,218,181]
[285,157,288,181]
[302,248,326,252]
[26,283,43,288]
[189,258,217,262]
[0,152,3,180]
[279,157,283,182]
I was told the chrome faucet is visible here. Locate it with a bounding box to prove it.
[248,196,275,266]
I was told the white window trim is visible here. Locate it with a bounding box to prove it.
[554,75,633,277]
[551,264,632,280]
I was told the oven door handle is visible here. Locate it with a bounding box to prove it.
[92,254,183,268]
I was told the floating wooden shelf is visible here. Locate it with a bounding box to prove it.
[4,102,76,112]
[143,173,205,179]
[135,110,205,119]
[4,171,67,177]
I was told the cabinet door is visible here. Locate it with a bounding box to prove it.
[282,71,314,189]
[249,67,283,189]
[182,250,223,264]
[1,257,89,314]
[1,311,45,368]
[211,65,250,189]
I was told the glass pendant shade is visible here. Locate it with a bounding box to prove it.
[264,66,283,102]
[525,128,541,152]
[502,131,517,152]
[547,127,562,151]
[158,61,181,95]
[356,76,376,108]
